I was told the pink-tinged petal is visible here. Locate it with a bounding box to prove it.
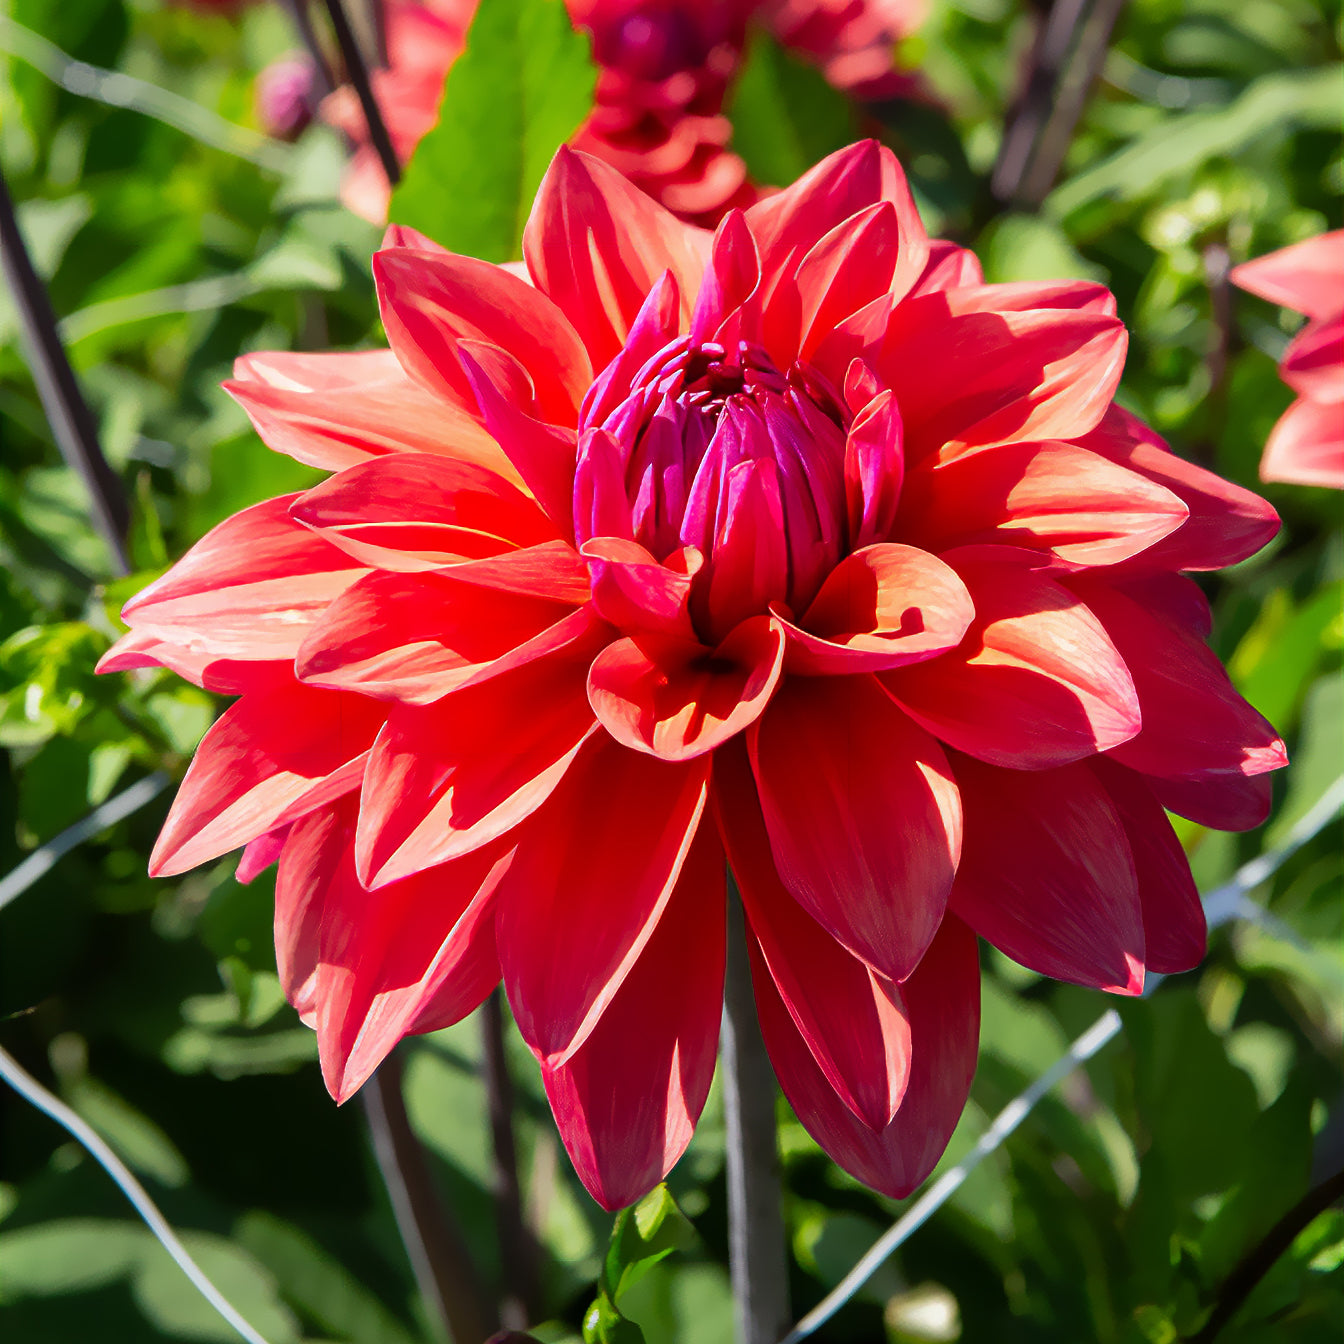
[1077,406,1281,569]
[96,630,288,696]
[236,825,290,884]
[747,674,960,983]
[844,389,904,549]
[523,147,707,370]
[1260,397,1344,489]
[949,755,1145,994]
[289,454,554,571]
[1230,232,1344,320]
[746,141,928,315]
[150,678,384,876]
[540,820,724,1210]
[878,289,1126,456]
[752,912,980,1199]
[373,247,592,424]
[224,352,511,476]
[885,546,1141,769]
[580,271,684,428]
[296,571,580,703]
[401,541,588,606]
[689,209,761,346]
[355,627,606,886]
[588,615,785,761]
[715,742,910,1130]
[273,804,342,1026]
[898,439,1189,566]
[498,736,711,1065]
[380,222,450,255]
[1144,771,1273,832]
[908,239,984,296]
[1089,759,1206,975]
[783,544,973,675]
[581,537,699,638]
[122,496,368,660]
[1280,313,1344,403]
[574,430,636,544]
[457,345,579,534]
[1070,580,1287,787]
[315,829,506,1102]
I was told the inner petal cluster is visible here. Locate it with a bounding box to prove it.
[579,334,852,642]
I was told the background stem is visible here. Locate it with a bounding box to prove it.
[363,1049,498,1344]
[721,882,791,1344]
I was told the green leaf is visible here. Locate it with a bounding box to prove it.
[389,0,595,261]
[604,1184,695,1301]
[727,32,857,189]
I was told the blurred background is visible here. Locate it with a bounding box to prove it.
[0,1,1340,1341]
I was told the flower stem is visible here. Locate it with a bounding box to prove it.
[362,1048,498,1343]
[721,880,791,1344]
[481,989,541,1328]
[321,0,401,190]
[0,163,130,575]
[278,0,336,97]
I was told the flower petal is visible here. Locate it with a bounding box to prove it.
[783,543,974,675]
[355,627,605,885]
[540,819,724,1210]
[581,537,698,638]
[374,246,592,424]
[288,453,554,571]
[885,546,1141,768]
[150,678,384,876]
[898,439,1189,566]
[752,912,980,1199]
[523,147,707,370]
[588,615,785,761]
[122,496,367,660]
[949,755,1145,993]
[747,674,961,982]
[498,736,711,1065]
[716,742,911,1130]
[1260,397,1344,490]
[1089,759,1205,975]
[296,571,581,704]
[1230,232,1344,321]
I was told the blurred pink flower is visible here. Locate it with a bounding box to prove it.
[101,142,1285,1209]
[256,54,317,140]
[1231,231,1344,490]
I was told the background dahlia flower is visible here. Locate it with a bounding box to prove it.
[1230,231,1344,491]
[100,141,1285,1210]
[323,0,926,225]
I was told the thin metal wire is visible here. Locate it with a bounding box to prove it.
[782,775,1344,1343]
[0,16,291,173]
[0,772,169,914]
[0,1043,273,1344]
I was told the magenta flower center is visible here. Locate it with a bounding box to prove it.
[579,336,852,643]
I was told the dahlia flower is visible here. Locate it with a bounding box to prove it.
[1230,231,1344,491]
[324,0,928,226]
[101,142,1285,1209]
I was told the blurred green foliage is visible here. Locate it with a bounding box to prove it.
[1,0,1341,1341]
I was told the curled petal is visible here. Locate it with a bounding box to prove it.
[431,540,594,604]
[949,755,1145,994]
[96,630,286,696]
[150,678,383,877]
[588,615,785,761]
[498,737,711,1065]
[374,246,592,423]
[752,912,980,1199]
[748,674,961,983]
[541,820,724,1210]
[885,546,1141,769]
[689,209,761,346]
[716,742,911,1130]
[783,544,974,675]
[898,439,1189,567]
[844,389,904,549]
[582,537,699,638]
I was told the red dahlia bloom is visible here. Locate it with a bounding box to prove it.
[101,143,1286,1209]
[1230,231,1344,491]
